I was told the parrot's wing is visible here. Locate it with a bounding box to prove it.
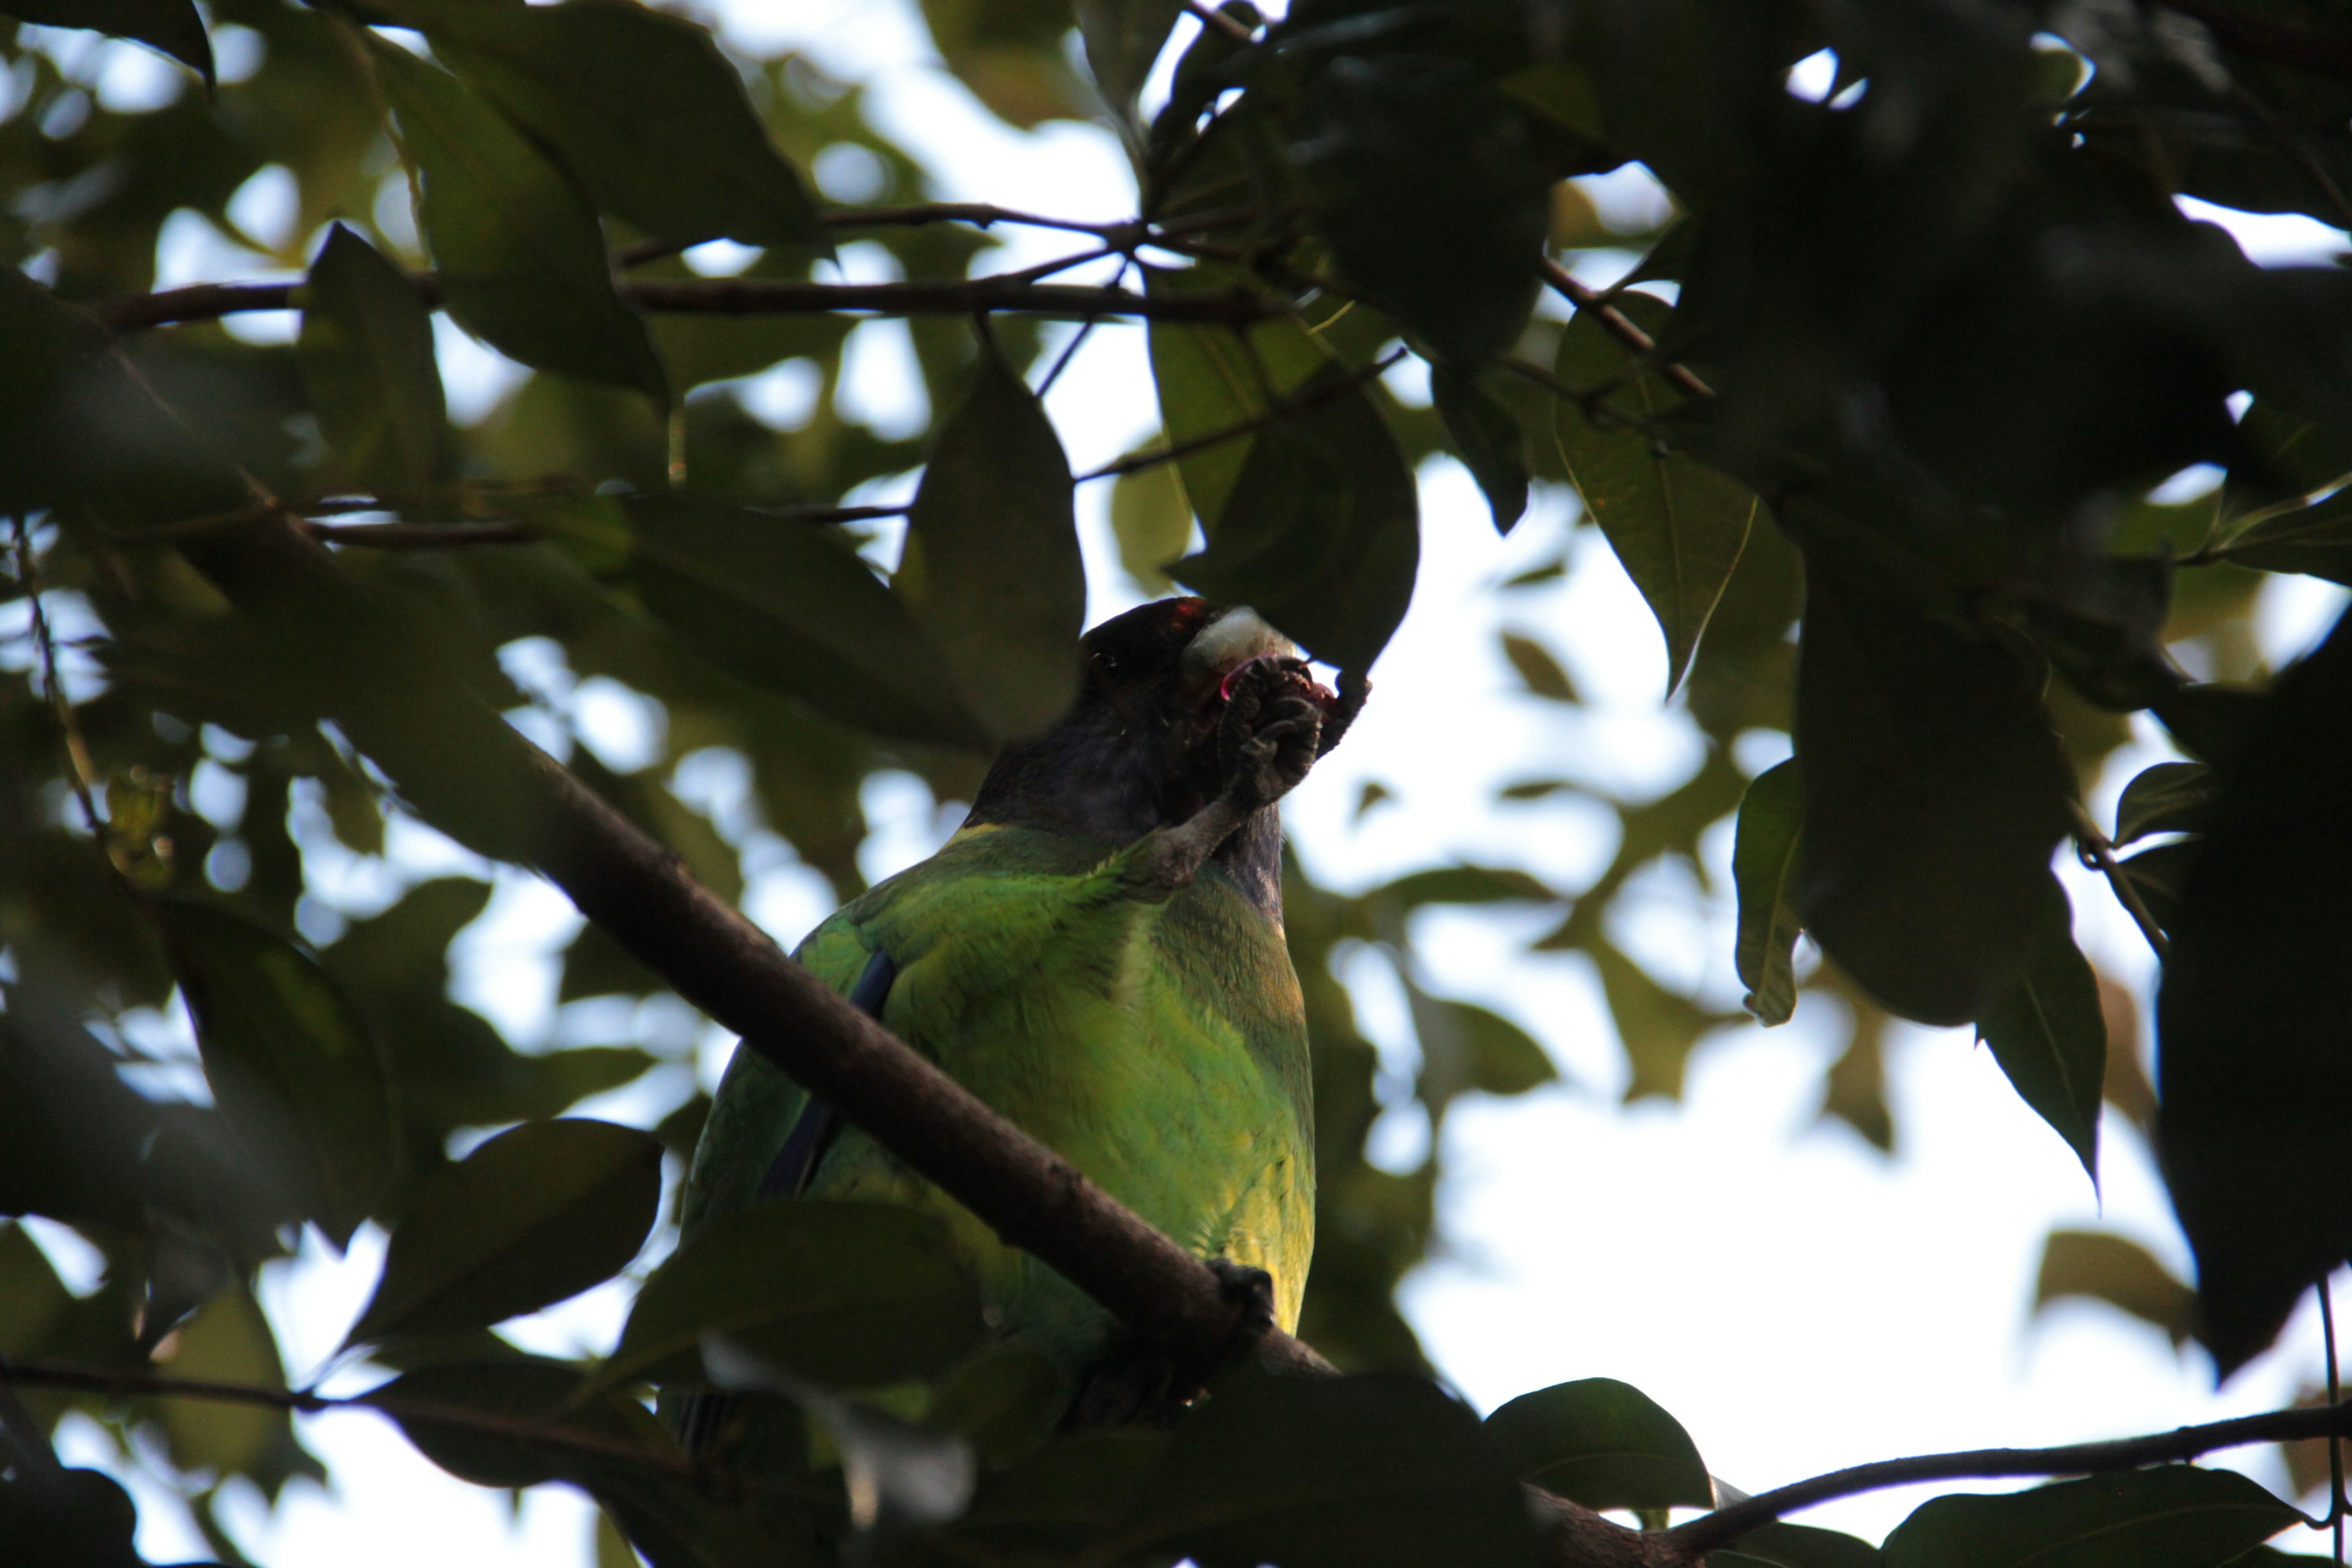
[755,948,897,1199]
[676,940,896,1456]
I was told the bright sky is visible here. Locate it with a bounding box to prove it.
[23,2,2352,1562]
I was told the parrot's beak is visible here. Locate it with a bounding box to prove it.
[1177,607,1338,728]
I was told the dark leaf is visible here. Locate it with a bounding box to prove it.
[410,0,826,252]
[1295,56,1549,365]
[598,1200,983,1392]
[1433,365,1531,532]
[2115,761,2217,845]
[156,900,394,1249]
[2119,841,2199,940]
[0,1466,145,1568]
[379,1357,676,1490]
[2151,684,2267,769]
[1109,447,1195,595]
[1115,1370,1542,1568]
[925,1342,1072,1471]
[345,1120,663,1346]
[2220,495,2352,587]
[1975,879,2105,1183]
[1144,266,1331,528]
[1731,759,1803,1027]
[1176,364,1420,673]
[1483,1376,1712,1513]
[1717,1520,1884,1568]
[1795,562,2075,1027]
[1555,293,1755,696]
[298,223,448,497]
[582,492,986,750]
[2032,1229,2200,1349]
[1075,0,1186,118]
[896,339,1087,741]
[1501,633,1578,703]
[2158,609,2352,1373]
[1880,1466,2296,1568]
[0,0,210,85]
[367,36,668,406]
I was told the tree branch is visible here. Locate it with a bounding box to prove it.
[92,274,1278,333]
[1537,257,1716,401]
[1668,1400,2352,1558]
[1074,349,1406,484]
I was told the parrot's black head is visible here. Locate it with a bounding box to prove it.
[964,598,1336,918]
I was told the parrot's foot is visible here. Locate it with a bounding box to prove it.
[1316,668,1371,758]
[1137,660,1328,895]
[1206,1257,1277,1345]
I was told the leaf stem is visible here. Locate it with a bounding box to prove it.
[1537,256,1716,401]
[2068,799,2171,962]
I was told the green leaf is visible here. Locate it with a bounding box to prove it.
[1074,0,1186,118]
[1975,879,2106,1183]
[1596,941,1733,1102]
[1145,265,1331,528]
[407,0,826,252]
[1433,365,1531,533]
[366,35,668,407]
[1114,1370,1542,1568]
[1732,759,1804,1027]
[2032,1229,2201,1349]
[1880,1467,2297,1568]
[156,1289,287,1479]
[1411,982,1559,1119]
[895,339,1086,742]
[1374,865,1556,910]
[345,1120,662,1348]
[1109,447,1195,595]
[379,1357,675,1490]
[2220,494,2352,587]
[596,1200,983,1393]
[0,0,210,85]
[570,492,986,750]
[1296,56,1549,365]
[1555,293,1755,696]
[2114,761,2217,845]
[2158,609,2352,1373]
[918,0,1087,128]
[1175,363,1420,673]
[1483,1377,1712,1513]
[156,900,393,1249]
[1793,561,2076,1027]
[926,1342,1072,1471]
[298,223,448,497]
[1501,633,1579,703]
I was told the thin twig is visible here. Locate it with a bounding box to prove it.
[94,275,1278,333]
[1183,0,1257,43]
[1537,256,1716,401]
[0,1357,692,1477]
[11,517,118,881]
[2069,799,2172,961]
[1075,349,1404,484]
[1667,1399,2352,1558]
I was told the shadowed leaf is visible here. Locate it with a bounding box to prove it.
[1483,1377,1712,1513]
[346,1120,662,1347]
[1556,293,1754,696]
[2114,761,2217,845]
[1880,1466,2295,1568]
[298,223,447,496]
[1732,759,1803,1026]
[0,0,210,84]
[897,339,1086,741]
[411,0,825,252]
[1433,365,1531,532]
[368,35,667,405]
[598,1200,982,1392]
[1975,880,2105,1183]
[2158,609,2352,1374]
[156,900,393,1249]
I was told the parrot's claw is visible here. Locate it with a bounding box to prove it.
[1207,1257,1277,1346]
[1216,657,1325,813]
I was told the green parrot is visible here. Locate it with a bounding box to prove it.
[675,598,1353,1441]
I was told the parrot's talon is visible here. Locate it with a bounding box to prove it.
[1207,1257,1277,1347]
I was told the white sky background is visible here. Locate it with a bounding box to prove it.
[21,2,2352,1562]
